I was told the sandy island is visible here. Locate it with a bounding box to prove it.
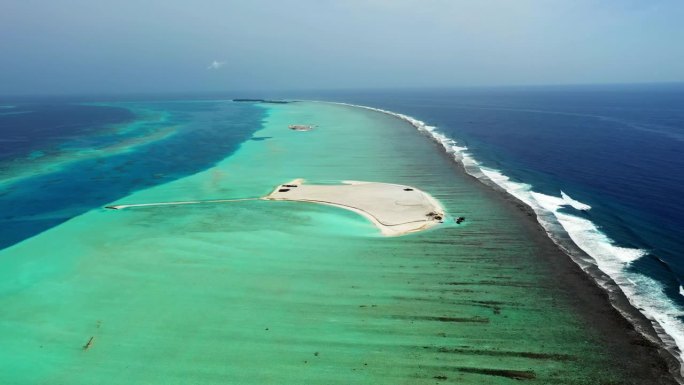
[106,179,446,236]
[265,179,446,236]
[288,124,315,131]
[105,179,445,236]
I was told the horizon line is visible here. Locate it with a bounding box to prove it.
[2,80,683,100]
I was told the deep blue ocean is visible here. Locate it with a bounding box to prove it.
[0,99,265,250]
[309,86,684,275]
[1,85,683,359]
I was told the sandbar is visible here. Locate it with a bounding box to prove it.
[288,124,314,131]
[265,179,446,236]
[104,179,446,236]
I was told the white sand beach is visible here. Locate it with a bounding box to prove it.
[265,179,446,236]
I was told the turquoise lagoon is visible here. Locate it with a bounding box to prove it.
[0,101,670,384]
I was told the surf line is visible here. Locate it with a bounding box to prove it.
[105,197,261,210]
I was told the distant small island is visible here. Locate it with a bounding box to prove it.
[288,124,315,131]
[232,98,290,104]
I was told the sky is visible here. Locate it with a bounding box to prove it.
[1,0,683,95]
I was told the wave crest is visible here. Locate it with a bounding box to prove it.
[561,191,592,211]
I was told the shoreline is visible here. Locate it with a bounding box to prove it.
[330,101,683,383]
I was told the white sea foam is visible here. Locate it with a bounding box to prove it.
[561,191,592,211]
[333,101,684,379]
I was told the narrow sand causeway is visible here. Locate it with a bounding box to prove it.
[266,179,446,236]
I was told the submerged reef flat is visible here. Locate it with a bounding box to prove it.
[0,101,676,384]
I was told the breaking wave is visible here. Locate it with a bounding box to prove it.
[336,101,684,381]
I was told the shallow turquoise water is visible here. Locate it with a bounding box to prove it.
[0,101,667,384]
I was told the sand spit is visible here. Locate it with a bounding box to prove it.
[265,179,446,236]
[105,197,260,210]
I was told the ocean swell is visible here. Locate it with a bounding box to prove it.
[334,101,684,381]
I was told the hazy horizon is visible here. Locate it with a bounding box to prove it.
[2,0,683,96]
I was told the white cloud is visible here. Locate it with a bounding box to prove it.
[207,60,225,70]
